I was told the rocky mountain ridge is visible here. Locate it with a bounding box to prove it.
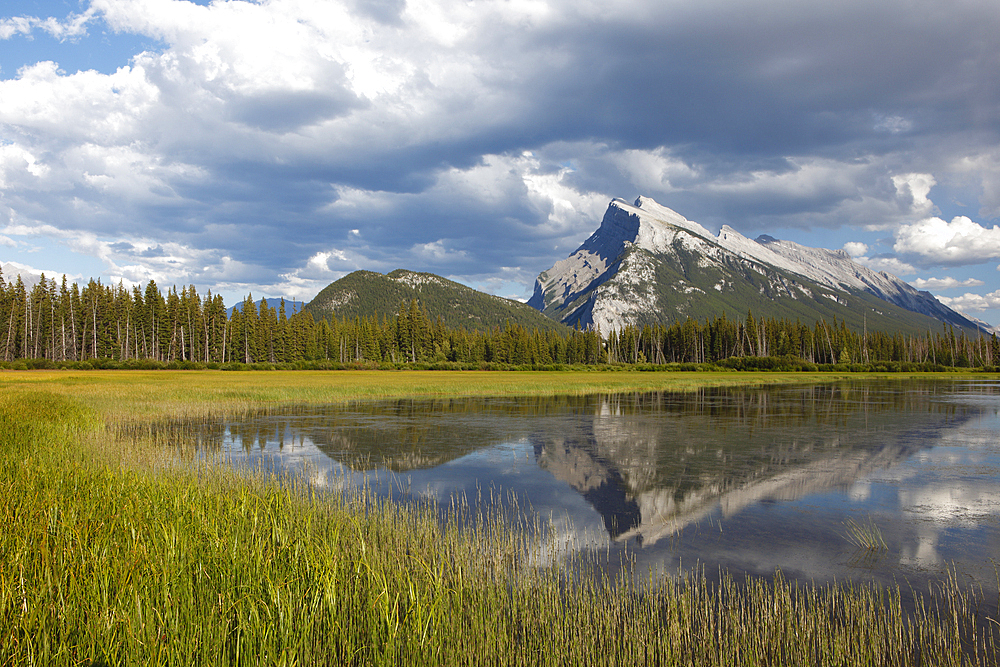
[529,197,983,335]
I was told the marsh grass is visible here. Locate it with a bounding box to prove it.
[844,516,889,552]
[2,373,998,665]
[0,369,889,421]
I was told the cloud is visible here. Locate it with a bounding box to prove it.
[0,9,95,42]
[842,241,921,277]
[909,276,984,291]
[873,115,912,134]
[616,160,947,234]
[697,158,872,213]
[2,0,1000,303]
[409,240,470,268]
[610,148,699,193]
[893,216,1000,266]
[0,218,268,291]
[852,255,917,277]
[324,149,609,266]
[0,16,33,41]
[935,291,1000,314]
[892,173,936,217]
[306,250,348,273]
[952,151,1000,221]
[842,242,868,257]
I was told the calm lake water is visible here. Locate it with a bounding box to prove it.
[181,379,1000,592]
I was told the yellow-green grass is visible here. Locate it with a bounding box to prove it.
[844,516,889,553]
[1,371,997,665]
[0,368,976,420]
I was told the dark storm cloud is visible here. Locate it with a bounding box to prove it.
[508,1,1000,155]
[244,0,1000,242]
[150,2,992,190]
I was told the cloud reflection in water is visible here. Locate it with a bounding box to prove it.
[183,380,1000,590]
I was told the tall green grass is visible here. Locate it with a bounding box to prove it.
[1,376,998,665]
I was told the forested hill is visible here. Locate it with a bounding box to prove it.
[303,269,570,334]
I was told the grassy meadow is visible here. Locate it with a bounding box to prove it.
[1,370,998,665]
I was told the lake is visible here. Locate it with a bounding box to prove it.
[179,378,1000,594]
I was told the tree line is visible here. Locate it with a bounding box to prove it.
[0,273,602,366]
[3,272,997,369]
[606,311,999,368]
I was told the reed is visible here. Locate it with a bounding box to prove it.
[1,374,997,665]
[844,516,889,552]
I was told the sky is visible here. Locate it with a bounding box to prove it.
[2,0,1000,324]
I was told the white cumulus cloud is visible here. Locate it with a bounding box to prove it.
[892,173,936,216]
[842,241,868,257]
[412,239,467,263]
[611,147,699,193]
[935,290,1000,314]
[909,276,985,290]
[893,216,1000,266]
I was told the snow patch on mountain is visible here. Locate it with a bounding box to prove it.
[621,198,939,311]
[531,196,981,334]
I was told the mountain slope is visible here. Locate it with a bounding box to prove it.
[227,297,304,318]
[304,269,570,333]
[529,197,984,336]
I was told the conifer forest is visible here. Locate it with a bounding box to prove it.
[4,273,998,369]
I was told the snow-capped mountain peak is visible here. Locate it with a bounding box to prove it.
[530,196,981,334]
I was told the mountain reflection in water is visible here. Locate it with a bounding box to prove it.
[531,385,934,544]
[172,380,1000,590]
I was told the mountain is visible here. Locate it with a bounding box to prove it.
[303,269,571,333]
[529,197,985,335]
[2,262,52,290]
[227,297,304,318]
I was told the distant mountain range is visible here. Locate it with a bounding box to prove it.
[227,297,304,318]
[302,269,570,333]
[2,262,50,290]
[527,197,985,336]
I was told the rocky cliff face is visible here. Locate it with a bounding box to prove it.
[529,197,981,334]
